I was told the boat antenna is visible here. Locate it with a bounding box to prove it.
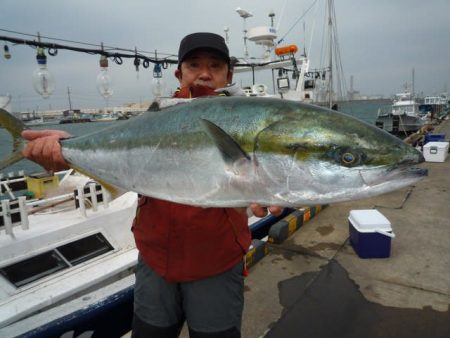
[269,10,275,28]
[223,26,230,45]
[236,7,253,59]
[276,0,288,32]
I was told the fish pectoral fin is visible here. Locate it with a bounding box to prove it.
[70,165,124,200]
[95,179,125,199]
[200,118,250,165]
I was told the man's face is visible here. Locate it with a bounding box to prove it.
[175,49,232,90]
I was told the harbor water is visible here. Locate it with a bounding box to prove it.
[0,99,390,176]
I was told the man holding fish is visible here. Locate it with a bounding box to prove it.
[21,32,282,338]
[0,29,426,337]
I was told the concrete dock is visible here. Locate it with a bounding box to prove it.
[242,119,450,338]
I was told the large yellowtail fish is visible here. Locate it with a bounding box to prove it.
[0,97,427,207]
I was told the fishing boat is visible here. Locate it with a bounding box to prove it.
[59,115,92,124]
[230,0,346,109]
[0,170,139,337]
[24,116,61,127]
[93,112,120,122]
[420,93,450,121]
[375,90,425,135]
[59,109,93,124]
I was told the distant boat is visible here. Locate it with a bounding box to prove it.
[59,114,93,124]
[93,112,119,122]
[24,116,60,126]
[59,109,93,124]
[420,93,449,121]
[375,91,425,134]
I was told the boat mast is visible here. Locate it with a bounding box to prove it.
[236,7,253,61]
[327,0,333,108]
[67,87,73,111]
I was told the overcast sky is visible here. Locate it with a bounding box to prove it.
[1,0,449,112]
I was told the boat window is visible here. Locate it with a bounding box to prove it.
[0,233,113,287]
[57,233,114,266]
[0,251,68,288]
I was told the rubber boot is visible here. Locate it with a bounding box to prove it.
[131,313,183,338]
[188,326,240,338]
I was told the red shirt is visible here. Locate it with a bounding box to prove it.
[132,86,251,282]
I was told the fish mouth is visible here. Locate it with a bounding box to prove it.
[360,165,428,187]
[385,165,428,180]
[403,166,428,177]
[363,147,428,186]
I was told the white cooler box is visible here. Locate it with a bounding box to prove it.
[423,142,449,162]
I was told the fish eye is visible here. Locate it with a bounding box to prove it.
[325,146,367,167]
[342,152,356,165]
[329,146,366,167]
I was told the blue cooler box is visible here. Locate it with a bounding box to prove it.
[348,209,395,258]
[424,133,446,144]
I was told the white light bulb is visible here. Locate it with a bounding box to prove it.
[152,63,165,99]
[96,67,113,98]
[152,77,165,99]
[32,61,55,99]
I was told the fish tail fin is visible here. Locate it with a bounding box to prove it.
[0,108,27,170]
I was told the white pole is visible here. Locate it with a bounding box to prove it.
[18,196,29,230]
[1,200,13,236]
[89,183,98,212]
[77,187,87,217]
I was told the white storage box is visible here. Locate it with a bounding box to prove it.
[423,142,449,163]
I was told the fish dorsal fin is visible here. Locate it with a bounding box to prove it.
[200,118,250,164]
[147,98,195,112]
[147,101,161,112]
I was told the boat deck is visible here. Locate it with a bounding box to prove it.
[124,119,450,338]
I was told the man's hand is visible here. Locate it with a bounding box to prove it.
[21,129,71,171]
[249,203,284,218]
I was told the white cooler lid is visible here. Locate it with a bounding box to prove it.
[348,209,392,232]
[424,141,449,149]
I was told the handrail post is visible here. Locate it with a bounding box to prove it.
[18,196,29,230]
[1,200,13,236]
[77,187,87,217]
[89,183,98,212]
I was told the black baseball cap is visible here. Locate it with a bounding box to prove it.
[178,32,230,66]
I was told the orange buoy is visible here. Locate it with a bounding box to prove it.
[275,44,298,56]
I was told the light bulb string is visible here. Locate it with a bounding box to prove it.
[0,30,176,67]
[1,29,282,70]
